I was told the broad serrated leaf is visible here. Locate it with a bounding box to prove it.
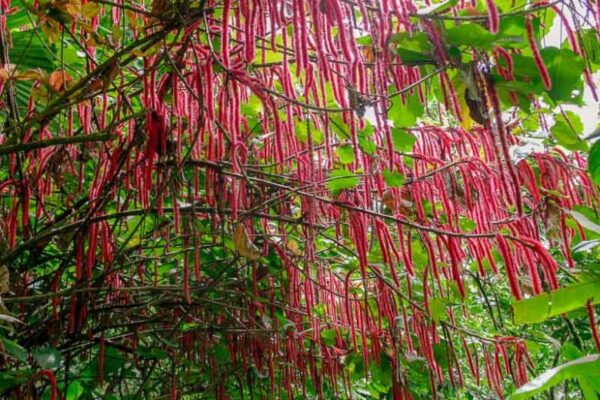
[391,128,417,152]
[337,144,355,164]
[326,170,360,195]
[382,169,405,187]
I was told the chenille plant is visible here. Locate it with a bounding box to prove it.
[0,0,600,398]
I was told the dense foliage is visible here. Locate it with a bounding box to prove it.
[1,0,600,398]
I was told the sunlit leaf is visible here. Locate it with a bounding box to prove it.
[512,355,600,400]
[513,280,600,324]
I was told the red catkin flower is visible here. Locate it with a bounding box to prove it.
[37,370,58,400]
[587,301,600,352]
[496,235,522,300]
[525,15,552,91]
[486,0,499,34]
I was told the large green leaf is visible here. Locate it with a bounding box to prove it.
[541,47,585,104]
[382,169,404,187]
[389,32,435,65]
[511,355,600,400]
[9,30,54,70]
[513,280,600,324]
[326,169,360,195]
[337,144,355,164]
[391,128,417,152]
[589,140,600,184]
[550,111,588,151]
[577,29,600,72]
[1,337,28,362]
[389,92,424,129]
[446,24,496,49]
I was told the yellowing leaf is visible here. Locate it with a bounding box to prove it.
[41,20,62,43]
[286,240,302,256]
[17,69,45,81]
[457,85,474,130]
[81,2,101,17]
[0,65,16,82]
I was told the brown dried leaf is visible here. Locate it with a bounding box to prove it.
[382,189,395,211]
[151,0,170,17]
[398,187,414,215]
[233,224,261,260]
[545,199,562,242]
[0,64,16,82]
[0,266,8,295]
[48,70,72,92]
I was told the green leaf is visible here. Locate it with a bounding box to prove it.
[295,120,324,144]
[396,48,435,65]
[337,144,355,164]
[313,303,326,317]
[556,111,584,134]
[358,136,377,155]
[326,170,360,195]
[430,298,447,323]
[513,280,600,324]
[412,239,429,272]
[33,347,62,370]
[569,210,600,234]
[136,346,168,360]
[577,29,600,72]
[1,337,28,362]
[511,355,600,400]
[321,329,337,346]
[240,94,263,117]
[417,0,457,15]
[211,343,230,364]
[389,92,424,128]
[9,30,55,70]
[66,381,85,400]
[446,24,496,49]
[432,342,449,369]
[560,342,584,361]
[390,32,435,65]
[459,218,477,232]
[496,15,527,49]
[382,169,404,188]
[103,346,125,374]
[0,370,31,391]
[551,124,587,150]
[550,111,587,150]
[590,140,600,184]
[356,35,372,46]
[391,128,417,151]
[541,48,585,103]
